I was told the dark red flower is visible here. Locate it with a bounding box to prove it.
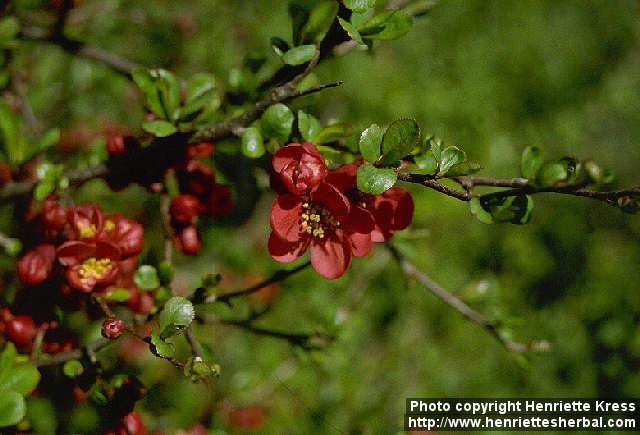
[173,225,201,256]
[206,184,234,217]
[18,244,56,285]
[4,315,37,347]
[102,214,145,258]
[41,197,67,232]
[67,204,104,240]
[170,194,204,225]
[268,181,374,279]
[57,241,121,292]
[272,142,327,195]
[107,135,126,155]
[177,160,215,197]
[187,142,215,159]
[102,318,125,339]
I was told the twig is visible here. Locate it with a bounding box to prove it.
[207,261,311,303]
[216,318,332,350]
[397,173,472,201]
[387,244,545,353]
[191,81,343,142]
[185,327,205,359]
[36,338,112,367]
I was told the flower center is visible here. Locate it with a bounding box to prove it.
[104,219,115,232]
[78,257,113,282]
[300,202,339,239]
[78,222,97,238]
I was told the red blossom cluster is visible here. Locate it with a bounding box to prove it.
[269,143,414,279]
[106,137,234,255]
[0,200,150,354]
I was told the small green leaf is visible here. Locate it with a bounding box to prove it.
[312,124,353,144]
[27,397,57,435]
[184,356,220,382]
[359,123,384,162]
[357,164,397,195]
[302,1,339,43]
[63,360,84,378]
[344,0,375,12]
[338,18,364,44]
[270,36,290,56]
[0,101,27,166]
[439,146,467,175]
[241,127,265,159]
[359,10,413,40]
[104,288,131,303]
[158,296,195,338]
[0,343,17,374]
[0,390,25,427]
[475,194,534,225]
[537,162,567,187]
[412,151,438,175]
[0,363,40,396]
[282,45,317,66]
[142,120,177,137]
[185,73,216,103]
[381,119,420,165]
[149,333,175,358]
[261,104,294,143]
[3,238,22,257]
[520,146,543,180]
[157,261,174,285]
[469,198,494,224]
[0,17,19,46]
[134,265,160,290]
[132,69,165,117]
[297,111,321,142]
[446,161,482,177]
[289,3,310,45]
[34,181,55,201]
[152,69,181,121]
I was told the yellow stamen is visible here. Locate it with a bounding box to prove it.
[78,222,97,239]
[78,257,113,283]
[104,220,115,232]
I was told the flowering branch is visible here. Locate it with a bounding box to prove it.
[387,243,549,353]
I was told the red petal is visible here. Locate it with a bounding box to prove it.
[325,162,359,193]
[383,187,414,231]
[311,182,349,222]
[268,232,309,263]
[66,266,95,292]
[349,232,374,257]
[57,241,95,266]
[343,205,374,234]
[95,241,121,261]
[270,195,303,242]
[310,231,351,279]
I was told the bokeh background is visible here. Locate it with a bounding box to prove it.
[7,0,640,432]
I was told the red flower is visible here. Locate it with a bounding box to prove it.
[101,214,145,258]
[67,204,104,240]
[4,315,37,347]
[41,197,67,232]
[206,184,234,217]
[18,244,56,285]
[173,225,201,256]
[177,160,215,197]
[57,241,121,292]
[268,181,374,279]
[102,318,125,339]
[272,142,327,195]
[170,194,204,225]
[187,142,215,159]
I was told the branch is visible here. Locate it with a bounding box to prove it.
[36,338,112,367]
[191,81,343,143]
[387,244,548,353]
[397,173,472,201]
[18,26,140,78]
[207,261,311,303]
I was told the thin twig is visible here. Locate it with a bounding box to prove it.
[397,173,472,201]
[387,244,546,353]
[207,261,311,303]
[216,318,332,350]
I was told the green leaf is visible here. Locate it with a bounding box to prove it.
[142,120,177,137]
[134,265,160,290]
[157,261,174,285]
[0,343,17,375]
[476,194,534,225]
[520,146,543,180]
[241,127,265,159]
[412,151,438,175]
[297,111,321,142]
[446,161,482,177]
[34,181,55,201]
[0,17,19,45]
[185,73,216,103]
[0,363,40,396]
[104,288,131,302]
[338,18,364,44]
[312,124,353,144]
[427,136,442,162]
[359,124,384,162]
[302,1,339,43]
[0,390,25,427]
[0,101,27,166]
[381,119,420,165]
[357,163,397,195]
[62,360,84,378]
[27,397,57,435]
[537,162,567,187]
[289,3,310,45]
[132,69,165,117]
[158,296,195,338]
[184,356,220,382]
[469,198,494,224]
[152,69,181,121]
[270,36,290,56]
[344,0,376,12]
[359,10,413,40]
[32,129,60,157]
[261,104,294,142]
[4,238,22,257]
[282,45,317,66]
[439,146,467,175]
[149,333,175,358]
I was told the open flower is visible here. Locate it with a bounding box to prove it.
[268,181,374,279]
[272,142,327,195]
[101,214,145,258]
[67,204,105,240]
[57,240,121,292]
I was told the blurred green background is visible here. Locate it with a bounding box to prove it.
[8,0,640,433]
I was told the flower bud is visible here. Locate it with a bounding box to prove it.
[18,244,56,285]
[102,318,125,339]
[174,226,201,255]
[4,315,37,347]
[170,194,203,225]
[42,197,67,231]
[206,184,234,217]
